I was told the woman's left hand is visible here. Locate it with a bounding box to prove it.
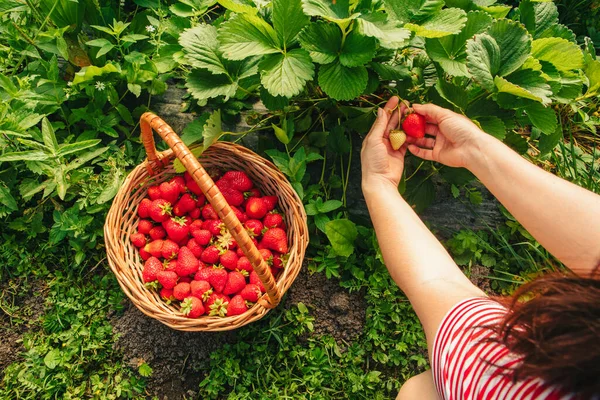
[361,96,408,191]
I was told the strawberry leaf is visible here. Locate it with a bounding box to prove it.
[325,219,357,257]
[259,49,314,98]
[298,21,341,64]
[218,14,281,60]
[318,61,367,101]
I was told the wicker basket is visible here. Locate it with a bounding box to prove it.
[104,112,308,331]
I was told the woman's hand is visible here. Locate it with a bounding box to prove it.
[361,97,408,191]
[406,103,486,169]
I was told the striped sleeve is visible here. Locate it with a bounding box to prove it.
[431,297,576,400]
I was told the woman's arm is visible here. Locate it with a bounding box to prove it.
[362,98,484,348]
[408,104,600,276]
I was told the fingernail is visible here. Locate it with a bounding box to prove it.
[377,108,383,118]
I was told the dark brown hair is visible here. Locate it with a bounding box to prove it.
[491,272,600,398]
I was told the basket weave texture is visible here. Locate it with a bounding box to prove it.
[104,113,308,331]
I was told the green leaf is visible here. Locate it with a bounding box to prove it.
[41,118,59,153]
[497,68,552,105]
[57,140,101,157]
[318,199,343,213]
[138,363,153,378]
[65,147,109,171]
[127,83,142,97]
[186,68,236,101]
[44,349,61,369]
[404,172,436,213]
[179,24,227,75]
[0,184,17,214]
[426,10,493,77]
[318,62,367,101]
[524,102,557,135]
[218,14,280,60]
[272,123,290,144]
[174,147,204,173]
[260,87,289,110]
[355,12,411,49]
[474,116,506,139]
[0,73,18,96]
[73,64,121,85]
[340,30,376,67]
[531,38,584,72]
[466,33,500,91]
[301,0,357,24]
[487,19,532,77]
[324,219,357,257]
[538,123,562,155]
[116,104,134,125]
[86,38,112,47]
[0,151,49,162]
[519,0,558,39]
[203,109,223,149]
[405,8,467,38]
[259,49,314,97]
[217,0,257,14]
[435,78,468,111]
[370,62,410,81]
[273,0,308,47]
[384,0,444,24]
[298,21,341,64]
[582,59,600,99]
[96,170,123,204]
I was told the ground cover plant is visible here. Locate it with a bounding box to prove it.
[0,0,598,398]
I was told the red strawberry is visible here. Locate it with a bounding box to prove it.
[180,276,193,283]
[159,181,180,204]
[223,271,246,295]
[173,282,191,301]
[184,172,203,195]
[187,238,204,258]
[216,231,237,250]
[202,204,219,220]
[175,246,199,277]
[239,284,261,302]
[401,112,426,138]
[262,196,278,211]
[249,270,265,292]
[223,171,253,191]
[174,193,196,216]
[196,194,206,207]
[216,178,232,191]
[145,240,164,258]
[143,257,163,282]
[188,207,201,219]
[205,267,228,293]
[192,229,212,246]
[221,187,244,206]
[149,226,166,240]
[194,266,211,282]
[157,270,178,289]
[259,248,273,264]
[201,245,220,264]
[181,296,204,318]
[160,287,175,302]
[139,247,151,261]
[245,188,261,198]
[227,295,248,316]
[245,220,263,237]
[147,185,161,200]
[236,256,253,273]
[261,228,288,253]
[206,293,230,317]
[170,176,186,193]
[231,206,247,223]
[148,199,172,223]
[165,259,177,272]
[263,213,283,229]
[236,247,245,257]
[202,219,223,236]
[246,198,267,219]
[163,216,190,242]
[161,239,179,259]
[138,198,152,219]
[273,253,288,269]
[131,233,146,248]
[138,219,154,234]
[220,250,239,270]
[190,280,212,301]
[189,219,203,231]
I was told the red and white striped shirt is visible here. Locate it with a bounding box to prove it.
[432,297,579,400]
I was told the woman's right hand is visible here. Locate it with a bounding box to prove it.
[405,103,488,169]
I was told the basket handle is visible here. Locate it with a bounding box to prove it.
[140,112,281,308]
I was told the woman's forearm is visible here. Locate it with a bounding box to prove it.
[363,179,484,345]
[466,135,600,275]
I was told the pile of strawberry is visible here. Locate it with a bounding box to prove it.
[131,170,289,318]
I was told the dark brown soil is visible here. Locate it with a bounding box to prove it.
[468,264,495,295]
[111,264,368,399]
[0,279,47,374]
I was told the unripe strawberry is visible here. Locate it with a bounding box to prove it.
[389,129,407,150]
